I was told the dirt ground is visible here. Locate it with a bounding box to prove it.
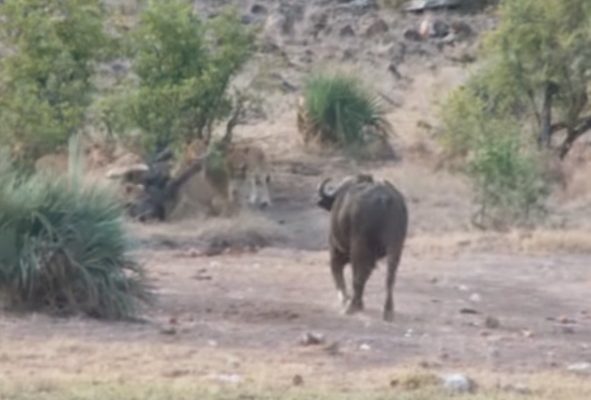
[1,1,591,397]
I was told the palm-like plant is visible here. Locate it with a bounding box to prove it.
[0,144,150,319]
[299,73,392,147]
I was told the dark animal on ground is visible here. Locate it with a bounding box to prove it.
[317,174,408,322]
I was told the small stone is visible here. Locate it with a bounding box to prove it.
[567,362,591,375]
[323,341,341,356]
[501,383,532,395]
[442,373,477,394]
[365,18,389,37]
[359,343,371,351]
[559,316,577,324]
[212,373,243,384]
[484,316,500,329]
[469,293,482,303]
[299,332,325,346]
[340,25,355,37]
[403,28,422,41]
[522,329,535,338]
[250,4,268,15]
[292,374,304,386]
[561,325,576,334]
[160,326,177,335]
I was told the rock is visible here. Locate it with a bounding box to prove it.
[299,332,325,346]
[450,21,473,38]
[307,12,328,38]
[469,293,482,303]
[459,308,479,315]
[323,341,341,356]
[160,326,177,335]
[250,4,268,16]
[211,373,243,384]
[500,383,532,395]
[484,316,500,329]
[432,20,450,38]
[484,316,501,329]
[441,373,477,394]
[561,325,576,334]
[292,374,304,386]
[340,25,355,37]
[403,28,423,42]
[521,329,535,338]
[365,18,389,37]
[567,362,591,375]
[359,343,371,351]
[404,0,463,12]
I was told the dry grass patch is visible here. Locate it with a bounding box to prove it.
[195,211,289,250]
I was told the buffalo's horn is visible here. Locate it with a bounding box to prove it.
[318,177,334,199]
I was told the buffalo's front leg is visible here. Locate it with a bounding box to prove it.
[330,247,349,306]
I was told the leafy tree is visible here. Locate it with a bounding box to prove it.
[121,1,254,155]
[0,0,111,163]
[481,0,591,158]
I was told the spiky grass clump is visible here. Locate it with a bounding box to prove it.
[301,73,392,147]
[0,156,150,319]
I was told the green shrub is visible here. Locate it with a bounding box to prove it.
[0,0,112,164]
[117,1,254,154]
[441,80,548,228]
[302,73,390,147]
[0,153,149,319]
[469,133,548,229]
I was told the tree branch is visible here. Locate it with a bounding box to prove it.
[559,115,591,159]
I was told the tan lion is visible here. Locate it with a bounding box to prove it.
[171,137,272,218]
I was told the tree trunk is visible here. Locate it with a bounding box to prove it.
[538,83,558,148]
[559,117,591,159]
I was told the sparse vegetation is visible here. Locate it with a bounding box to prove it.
[442,79,548,228]
[0,151,149,319]
[113,0,255,155]
[438,0,591,228]
[300,73,391,149]
[477,0,591,158]
[0,0,112,164]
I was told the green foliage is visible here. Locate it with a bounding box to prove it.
[0,152,149,319]
[303,73,390,147]
[119,0,254,154]
[439,0,591,227]
[0,0,112,163]
[469,134,548,229]
[441,80,547,228]
[481,0,591,148]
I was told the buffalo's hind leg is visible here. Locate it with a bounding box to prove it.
[330,247,349,306]
[383,244,403,322]
[346,244,374,315]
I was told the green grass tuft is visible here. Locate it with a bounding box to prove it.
[0,152,150,319]
[302,73,391,147]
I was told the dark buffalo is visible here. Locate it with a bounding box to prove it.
[317,174,408,322]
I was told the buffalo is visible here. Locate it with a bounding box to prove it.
[317,174,408,322]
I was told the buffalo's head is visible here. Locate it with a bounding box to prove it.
[317,174,375,211]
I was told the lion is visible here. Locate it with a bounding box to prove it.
[169,137,272,218]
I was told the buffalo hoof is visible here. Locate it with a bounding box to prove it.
[383,309,395,323]
[344,301,363,315]
[337,291,350,306]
